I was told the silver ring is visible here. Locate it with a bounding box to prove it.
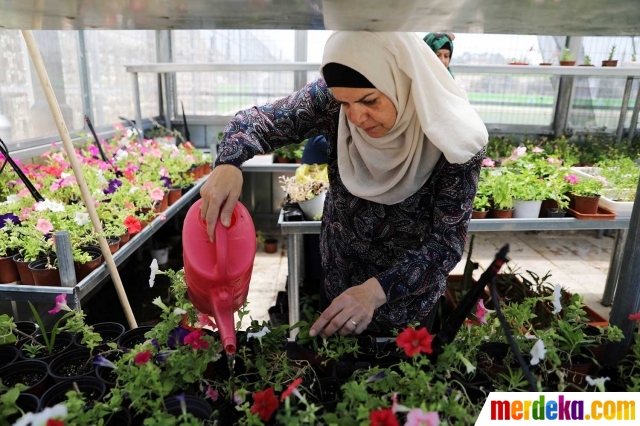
[350,319,357,327]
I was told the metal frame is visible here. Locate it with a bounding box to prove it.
[0,179,206,311]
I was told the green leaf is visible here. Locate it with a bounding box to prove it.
[28,301,49,350]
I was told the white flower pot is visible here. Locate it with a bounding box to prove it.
[298,191,326,221]
[151,248,170,265]
[513,200,543,218]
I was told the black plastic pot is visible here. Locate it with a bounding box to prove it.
[0,359,50,396]
[0,345,19,366]
[104,408,132,426]
[41,377,106,408]
[332,360,371,383]
[164,395,212,420]
[14,321,39,346]
[449,371,493,404]
[19,331,74,364]
[477,342,533,377]
[74,322,126,352]
[5,393,41,424]
[547,208,567,218]
[117,326,154,351]
[48,348,96,383]
[268,306,288,328]
[300,377,341,411]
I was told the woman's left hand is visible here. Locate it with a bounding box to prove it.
[309,278,387,338]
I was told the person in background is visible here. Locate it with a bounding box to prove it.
[423,32,468,101]
[301,135,328,165]
[200,32,487,338]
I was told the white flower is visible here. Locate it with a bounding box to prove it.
[97,170,108,184]
[13,403,67,426]
[456,352,476,375]
[73,211,90,226]
[6,194,20,203]
[552,284,562,314]
[115,149,129,161]
[129,186,139,194]
[149,259,159,288]
[490,170,503,177]
[173,307,187,316]
[530,339,546,365]
[151,296,169,312]
[118,137,129,147]
[586,376,610,392]
[34,199,65,212]
[61,172,72,179]
[247,326,271,340]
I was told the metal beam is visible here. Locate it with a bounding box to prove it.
[617,77,634,142]
[628,82,640,141]
[76,30,94,125]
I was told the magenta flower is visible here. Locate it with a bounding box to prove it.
[405,408,440,426]
[48,294,71,314]
[206,386,219,402]
[197,313,216,329]
[481,158,496,167]
[476,299,489,324]
[36,218,54,234]
[564,174,579,184]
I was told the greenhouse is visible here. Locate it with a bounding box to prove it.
[1,1,640,425]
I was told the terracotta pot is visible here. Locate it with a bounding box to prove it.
[488,208,514,218]
[471,210,488,219]
[28,258,61,287]
[0,254,20,284]
[168,187,182,206]
[264,238,278,254]
[572,194,600,215]
[13,254,35,285]
[196,165,204,178]
[275,155,290,163]
[154,194,169,213]
[74,247,103,282]
[107,237,121,254]
[560,61,576,66]
[539,63,552,66]
[119,232,131,246]
[202,163,211,175]
[602,60,618,67]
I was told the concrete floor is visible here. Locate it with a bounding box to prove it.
[241,230,616,328]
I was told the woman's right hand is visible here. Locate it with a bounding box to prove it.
[199,164,243,242]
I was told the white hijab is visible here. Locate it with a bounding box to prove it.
[320,32,488,205]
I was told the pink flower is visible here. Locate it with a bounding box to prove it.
[159,166,169,177]
[141,181,155,190]
[184,329,210,350]
[114,123,125,131]
[36,218,54,234]
[532,147,544,153]
[48,294,71,314]
[197,313,217,329]
[481,158,495,167]
[629,313,640,322]
[49,181,61,192]
[134,350,151,365]
[405,408,440,426]
[547,157,563,164]
[148,149,163,158]
[18,188,31,197]
[206,386,219,401]
[476,299,489,324]
[280,377,304,401]
[60,176,76,188]
[564,174,579,184]
[596,176,608,187]
[149,188,165,202]
[51,153,65,164]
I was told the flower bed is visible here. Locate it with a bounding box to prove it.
[0,127,211,285]
[1,263,635,425]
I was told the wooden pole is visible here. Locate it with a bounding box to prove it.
[22,30,137,329]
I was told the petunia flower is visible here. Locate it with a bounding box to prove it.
[365,371,387,383]
[628,312,640,322]
[405,408,440,426]
[184,329,210,350]
[74,212,90,226]
[586,376,610,392]
[167,326,190,348]
[564,174,579,184]
[547,157,563,164]
[174,393,187,416]
[155,350,175,363]
[36,218,54,234]
[247,326,271,341]
[476,299,489,324]
[48,294,72,314]
[160,176,172,188]
[206,386,219,402]
[481,158,496,167]
[532,147,544,153]
[12,403,68,426]
[123,215,141,234]
[456,352,476,375]
[149,259,159,288]
[396,326,434,357]
[173,307,187,316]
[197,313,216,329]
[391,393,410,414]
[134,350,151,365]
[93,356,117,369]
[149,187,165,202]
[250,387,279,422]
[530,339,546,366]
[280,377,304,401]
[370,408,399,426]
[551,284,562,314]
[0,212,20,228]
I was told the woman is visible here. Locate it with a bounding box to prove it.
[423,32,455,75]
[200,32,487,338]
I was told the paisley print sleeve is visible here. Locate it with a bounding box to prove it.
[375,147,486,303]
[215,79,340,167]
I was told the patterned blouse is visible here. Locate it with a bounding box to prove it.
[216,79,485,332]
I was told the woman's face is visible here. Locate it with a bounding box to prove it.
[436,49,451,68]
[330,87,397,138]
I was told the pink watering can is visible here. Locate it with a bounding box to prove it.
[183,198,256,354]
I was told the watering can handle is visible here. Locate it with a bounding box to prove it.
[214,220,229,282]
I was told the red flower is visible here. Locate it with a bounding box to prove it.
[134,350,151,365]
[123,215,142,234]
[629,313,640,322]
[280,377,304,401]
[396,327,434,357]
[184,329,210,350]
[251,387,279,422]
[370,408,399,426]
[47,420,65,426]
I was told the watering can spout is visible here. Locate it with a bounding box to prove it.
[210,286,237,354]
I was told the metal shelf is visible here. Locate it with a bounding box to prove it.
[0,179,206,307]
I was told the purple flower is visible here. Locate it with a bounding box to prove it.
[151,338,160,349]
[155,350,175,363]
[93,356,117,369]
[167,326,190,348]
[365,371,387,383]
[175,393,187,416]
[160,176,172,188]
[103,179,122,195]
[0,212,20,229]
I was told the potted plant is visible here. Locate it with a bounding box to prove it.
[559,47,576,66]
[279,164,329,221]
[544,173,571,217]
[472,193,491,219]
[510,170,549,218]
[484,170,514,218]
[566,174,604,214]
[539,51,555,66]
[0,222,21,284]
[580,55,594,66]
[508,57,529,66]
[602,45,618,67]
